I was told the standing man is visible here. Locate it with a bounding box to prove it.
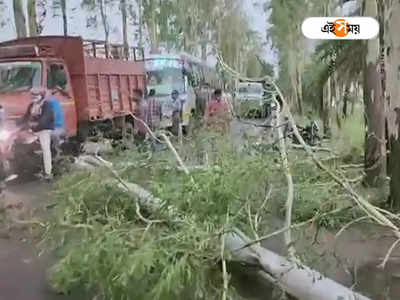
[204,89,232,135]
[166,90,182,136]
[48,94,66,159]
[20,88,55,180]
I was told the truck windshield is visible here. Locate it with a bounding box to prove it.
[0,61,42,93]
[145,59,185,97]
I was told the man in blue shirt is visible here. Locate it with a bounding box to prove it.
[48,96,66,159]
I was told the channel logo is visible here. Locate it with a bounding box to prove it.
[302,17,379,39]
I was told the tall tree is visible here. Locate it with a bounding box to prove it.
[142,0,159,52]
[268,0,312,114]
[363,0,386,186]
[385,0,400,208]
[61,0,67,36]
[99,0,109,55]
[120,0,129,58]
[137,0,143,47]
[13,0,27,38]
[27,0,38,36]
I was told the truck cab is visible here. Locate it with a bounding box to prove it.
[0,36,147,141]
[0,45,77,136]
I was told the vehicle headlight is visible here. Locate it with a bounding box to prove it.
[0,130,10,141]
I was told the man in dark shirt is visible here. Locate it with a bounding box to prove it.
[20,87,55,180]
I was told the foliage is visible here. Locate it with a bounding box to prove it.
[42,127,371,299]
[44,133,279,300]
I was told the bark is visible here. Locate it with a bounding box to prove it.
[150,8,158,53]
[201,43,207,60]
[13,0,27,38]
[114,175,370,300]
[322,76,332,137]
[342,83,349,118]
[98,0,109,57]
[121,0,129,59]
[138,0,143,47]
[363,0,386,186]
[385,1,400,208]
[27,0,38,36]
[105,168,370,300]
[226,230,370,300]
[61,0,67,36]
[296,65,303,114]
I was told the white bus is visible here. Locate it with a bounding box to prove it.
[144,53,222,132]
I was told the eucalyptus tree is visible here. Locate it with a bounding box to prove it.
[121,0,129,57]
[384,0,400,208]
[362,0,386,186]
[13,0,27,38]
[61,0,67,36]
[267,0,314,114]
[27,0,38,36]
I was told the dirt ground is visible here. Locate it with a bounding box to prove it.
[0,181,87,300]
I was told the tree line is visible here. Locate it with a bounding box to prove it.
[267,0,400,206]
[3,0,274,79]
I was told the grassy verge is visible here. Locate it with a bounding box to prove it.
[43,128,368,300]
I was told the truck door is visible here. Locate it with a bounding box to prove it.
[46,62,77,136]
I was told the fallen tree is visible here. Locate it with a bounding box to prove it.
[82,146,370,300]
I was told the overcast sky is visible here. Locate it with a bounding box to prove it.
[0,0,277,64]
[0,0,357,70]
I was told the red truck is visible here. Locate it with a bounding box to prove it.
[0,36,146,139]
[0,36,147,187]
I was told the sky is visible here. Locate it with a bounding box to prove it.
[244,0,277,65]
[0,0,276,65]
[0,0,358,71]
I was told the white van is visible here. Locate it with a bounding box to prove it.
[234,82,266,118]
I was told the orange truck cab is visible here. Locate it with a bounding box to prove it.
[0,36,146,140]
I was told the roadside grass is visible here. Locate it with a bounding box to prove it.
[330,106,364,163]
[42,126,370,300]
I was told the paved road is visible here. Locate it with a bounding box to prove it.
[0,182,87,300]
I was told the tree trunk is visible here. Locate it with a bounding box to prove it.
[201,41,207,60]
[342,83,349,118]
[322,76,332,137]
[138,0,143,47]
[13,0,27,38]
[121,0,129,59]
[296,65,303,115]
[363,0,386,186]
[150,8,158,53]
[27,0,38,36]
[61,0,67,36]
[385,1,400,208]
[98,0,109,57]
[110,177,371,300]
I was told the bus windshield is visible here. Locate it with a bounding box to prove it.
[0,61,42,93]
[145,58,185,97]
